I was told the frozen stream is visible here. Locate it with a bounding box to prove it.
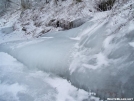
[0,20,99,101]
[0,18,134,100]
[0,52,96,101]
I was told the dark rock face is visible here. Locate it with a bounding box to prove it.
[59,20,71,30]
[48,19,57,27]
[47,17,91,30]
[22,27,27,32]
[97,0,116,11]
[48,19,71,30]
[71,17,90,28]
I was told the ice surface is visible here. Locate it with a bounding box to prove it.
[70,19,134,98]
[1,0,134,100]
[0,0,134,100]
[0,14,134,100]
[0,37,77,77]
[0,52,93,101]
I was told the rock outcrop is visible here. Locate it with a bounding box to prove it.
[48,17,91,30]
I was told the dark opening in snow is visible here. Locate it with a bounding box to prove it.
[97,0,115,11]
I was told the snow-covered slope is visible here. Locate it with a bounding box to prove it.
[0,0,94,38]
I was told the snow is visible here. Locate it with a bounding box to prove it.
[0,52,93,101]
[0,83,26,101]
[2,0,94,38]
[45,77,89,101]
[0,8,97,101]
[0,0,134,100]
[0,6,97,101]
[129,42,134,47]
[1,17,134,99]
